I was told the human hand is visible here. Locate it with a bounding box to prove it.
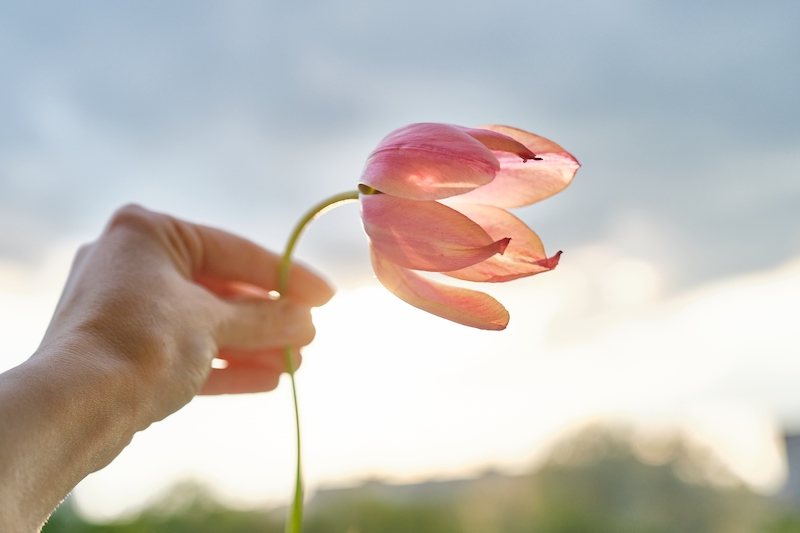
[0,205,333,532]
[44,204,335,424]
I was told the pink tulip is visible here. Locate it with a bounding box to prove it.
[359,123,580,330]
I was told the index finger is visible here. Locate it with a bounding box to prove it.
[185,222,335,307]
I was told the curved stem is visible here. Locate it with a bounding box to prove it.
[278,191,360,295]
[278,190,359,533]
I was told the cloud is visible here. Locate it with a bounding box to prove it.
[62,248,799,517]
[0,0,798,289]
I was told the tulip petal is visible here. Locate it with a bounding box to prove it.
[459,126,538,161]
[454,125,580,209]
[371,247,509,330]
[361,193,510,272]
[360,123,500,201]
[441,203,561,282]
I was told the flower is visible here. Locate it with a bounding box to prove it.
[358,123,580,330]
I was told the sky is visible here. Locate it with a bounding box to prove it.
[1,0,799,520]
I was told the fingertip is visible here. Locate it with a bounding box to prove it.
[200,349,304,395]
[188,222,336,307]
[283,302,317,347]
[200,364,282,395]
[221,347,303,373]
[282,346,303,372]
[288,261,336,307]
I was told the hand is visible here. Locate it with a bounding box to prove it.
[0,204,334,532]
[52,204,333,418]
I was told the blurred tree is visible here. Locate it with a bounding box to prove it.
[305,497,461,533]
[41,425,794,533]
[763,515,800,533]
[448,426,766,533]
[43,482,282,533]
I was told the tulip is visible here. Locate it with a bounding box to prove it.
[277,123,579,532]
[358,123,580,330]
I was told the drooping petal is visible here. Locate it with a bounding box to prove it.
[361,193,510,272]
[440,203,561,282]
[454,125,580,209]
[458,126,538,161]
[360,123,500,201]
[371,247,509,330]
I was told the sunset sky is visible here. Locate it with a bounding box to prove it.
[1,0,799,519]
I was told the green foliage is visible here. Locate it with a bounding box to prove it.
[517,431,764,533]
[305,497,461,533]
[43,483,282,533]
[763,516,800,533]
[41,427,800,533]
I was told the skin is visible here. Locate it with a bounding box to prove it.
[0,205,334,532]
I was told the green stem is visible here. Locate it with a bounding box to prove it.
[278,190,359,533]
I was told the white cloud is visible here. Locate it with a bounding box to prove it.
[0,0,798,519]
[46,247,798,517]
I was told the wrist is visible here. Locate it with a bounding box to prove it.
[34,331,148,439]
[0,335,147,531]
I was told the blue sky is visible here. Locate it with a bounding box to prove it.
[2,0,800,516]
[2,0,798,287]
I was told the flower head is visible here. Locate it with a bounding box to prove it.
[358,123,580,330]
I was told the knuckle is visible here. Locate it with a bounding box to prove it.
[75,243,92,257]
[72,242,95,266]
[107,204,164,236]
[109,203,148,225]
[105,205,198,274]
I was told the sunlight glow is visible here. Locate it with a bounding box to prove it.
[2,243,797,518]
